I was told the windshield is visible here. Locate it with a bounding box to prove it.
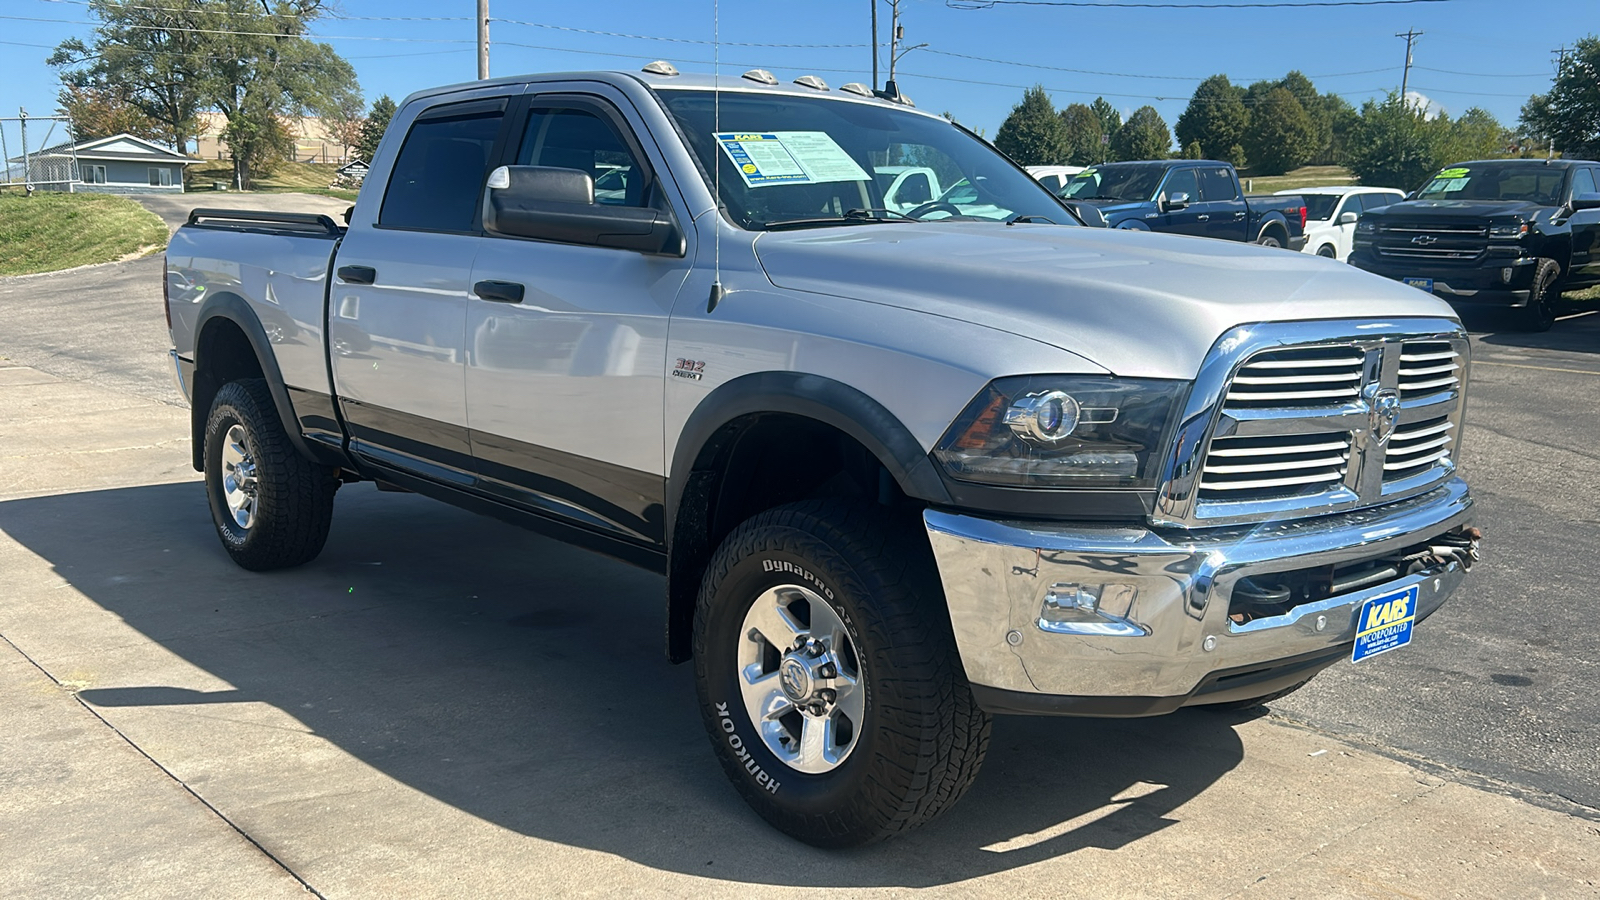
[1302,195,1341,221]
[656,90,1074,229]
[1415,164,1568,204]
[1060,164,1165,202]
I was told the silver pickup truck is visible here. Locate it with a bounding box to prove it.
[165,66,1479,847]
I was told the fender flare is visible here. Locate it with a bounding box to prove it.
[1114,219,1151,231]
[1255,214,1289,244]
[662,371,952,662]
[190,292,317,470]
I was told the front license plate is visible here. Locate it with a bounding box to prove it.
[1402,277,1434,293]
[1352,585,1418,663]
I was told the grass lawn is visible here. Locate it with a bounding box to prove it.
[187,159,360,201]
[1238,165,1364,194]
[0,191,169,276]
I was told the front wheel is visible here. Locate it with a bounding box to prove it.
[203,379,338,570]
[692,501,990,847]
[1316,244,1337,259]
[1516,258,1562,332]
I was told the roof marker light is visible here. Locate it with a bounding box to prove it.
[742,69,779,85]
[839,82,873,97]
[793,75,829,91]
[641,60,679,76]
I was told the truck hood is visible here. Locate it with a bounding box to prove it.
[754,223,1456,380]
[1374,199,1549,219]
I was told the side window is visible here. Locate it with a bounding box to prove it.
[1162,167,1198,201]
[518,106,648,208]
[1570,167,1597,199]
[1197,167,1238,202]
[380,104,505,232]
[900,172,933,205]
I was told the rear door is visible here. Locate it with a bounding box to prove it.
[330,91,514,485]
[1567,167,1600,286]
[464,85,691,546]
[1197,166,1249,242]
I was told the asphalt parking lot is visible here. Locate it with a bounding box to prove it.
[2,202,1597,897]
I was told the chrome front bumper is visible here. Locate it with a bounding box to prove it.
[925,478,1474,715]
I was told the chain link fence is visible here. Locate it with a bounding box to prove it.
[1,113,80,191]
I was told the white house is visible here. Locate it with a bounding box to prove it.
[8,133,198,193]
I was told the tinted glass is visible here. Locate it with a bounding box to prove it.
[1303,195,1340,221]
[1162,167,1197,201]
[519,107,646,207]
[658,90,1070,228]
[1196,166,1237,201]
[1357,192,1398,212]
[1062,163,1165,202]
[1416,164,1567,203]
[380,109,503,231]
[1571,167,1597,197]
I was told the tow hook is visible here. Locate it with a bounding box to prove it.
[1405,525,1482,574]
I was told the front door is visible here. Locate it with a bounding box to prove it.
[465,87,692,546]
[332,93,513,485]
[1567,167,1600,287]
[1156,167,1205,236]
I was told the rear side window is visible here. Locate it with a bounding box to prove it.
[380,105,505,232]
[1571,167,1597,198]
[1196,167,1237,201]
[1357,192,1397,212]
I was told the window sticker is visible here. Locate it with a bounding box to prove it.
[715,131,870,189]
[1436,167,1470,179]
[1428,177,1470,192]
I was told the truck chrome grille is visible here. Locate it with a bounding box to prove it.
[1223,347,1364,409]
[1199,432,1351,500]
[1372,219,1488,265]
[1154,321,1470,527]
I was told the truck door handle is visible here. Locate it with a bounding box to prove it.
[474,280,524,304]
[337,265,376,285]
[1234,211,1246,219]
[1197,214,1210,221]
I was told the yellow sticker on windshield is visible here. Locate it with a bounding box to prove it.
[1436,167,1470,179]
[1079,168,1096,176]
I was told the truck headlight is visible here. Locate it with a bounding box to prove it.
[1488,222,1528,240]
[1354,220,1377,236]
[933,376,1187,488]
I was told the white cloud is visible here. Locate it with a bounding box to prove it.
[1404,90,1445,120]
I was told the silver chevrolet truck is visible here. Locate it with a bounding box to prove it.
[164,66,1479,847]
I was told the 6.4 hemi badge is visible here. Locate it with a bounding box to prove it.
[673,358,705,381]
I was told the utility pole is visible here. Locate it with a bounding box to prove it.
[18,108,29,194]
[1552,44,1572,75]
[884,0,926,97]
[1396,28,1422,102]
[477,0,489,80]
[870,0,878,91]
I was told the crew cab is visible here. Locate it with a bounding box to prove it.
[1060,159,1308,249]
[1349,158,1600,330]
[165,66,1478,847]
[1277,185,1406,261]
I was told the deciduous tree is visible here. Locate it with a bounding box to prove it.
[55,84,163,143]
[1059,103,1103,166]
[1112,106,1172,161]
[358,95,396,165]
[1243,88,1317,175]
[994,86,1071,166]
[1520,35,1600,160]
[1176,75,1248,166]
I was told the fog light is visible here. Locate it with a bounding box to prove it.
[1501,267,1514,283]
[1037,583,1146,637]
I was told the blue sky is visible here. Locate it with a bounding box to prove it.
[0,0,1588,144]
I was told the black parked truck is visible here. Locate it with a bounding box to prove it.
[1349,158,1600,331]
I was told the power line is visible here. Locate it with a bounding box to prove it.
[1413,65,1550,78]
[948,0,1453,7]
[922,48,1400,82]
[0,13,473,41]
[490,17,866,48]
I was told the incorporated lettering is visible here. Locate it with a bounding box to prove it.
[715,702,780,794]
[762,559,836,600]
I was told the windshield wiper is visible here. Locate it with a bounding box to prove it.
[762,211,910,230]
[1007,214,1057,225]
[844,207,917,221]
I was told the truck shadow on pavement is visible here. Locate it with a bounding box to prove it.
[1460,304,1600,355]
[1,481,1247,887]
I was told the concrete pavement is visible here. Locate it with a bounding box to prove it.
[2,369,1597,896]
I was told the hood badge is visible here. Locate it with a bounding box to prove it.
[1362,383,1401,445]
[1411,235,1438,246]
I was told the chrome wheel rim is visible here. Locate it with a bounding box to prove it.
[737,583,864,774]
[220,423,258,530]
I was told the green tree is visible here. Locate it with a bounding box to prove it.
[1278,71,1332,161]
[994,86,1071,166]
[358,95,396,165]
[1112,106,1172,161]
[1347,92,1441,189]
[1322,94,1362,165]
[1090,97,1122,158]
[1520,35,1600,160]
[1438,107,1512,165]
[49,0,208,151]
[1243,88,1317,175]
[55,83,163,144]
[1058,103,1103,165]
[1176,75,1248,166]
[1181,141,1204,160]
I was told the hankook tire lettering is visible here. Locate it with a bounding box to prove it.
[715,702,780,793]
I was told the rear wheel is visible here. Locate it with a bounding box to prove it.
[203,379,338,570]
[1516,258,1561,332]
[692,501,990,847]
[1257,230,1284,249]
[1316,244,1337,259]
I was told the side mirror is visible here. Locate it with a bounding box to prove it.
[1337,211,1359,225]
[1062,201,1107,227]
[483,165,683,255]
[1571,192,1600,212]
[1162,191,1190,212]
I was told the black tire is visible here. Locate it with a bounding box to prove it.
[1516,258,1562,332]
[1257,230,1284,249]
[1196,678,1312,712]
[692,501,990,847]
[203,379,337,571]
[1316,244,1337,259]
